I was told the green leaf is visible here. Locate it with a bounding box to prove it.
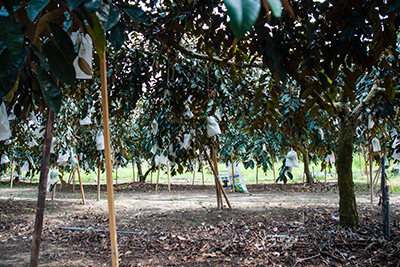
[0,70,18,99]
[43,42,76,85]
[27,0,50,21]
[66,0,85,10]
[0,47,27,78]
[122,6,152,26]
[267,0,283,17]
[224,0,261,38]
[49,22,77,64]
[84,0,102,14]
[96,3,120,31]
[110,22,125,50]
[0,16,24,55]
[36,67,62,114]
[32,45,50,71]
[84,14,106,60]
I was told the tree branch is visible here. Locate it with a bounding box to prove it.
[167,37,263,68]
[350,84,385,119]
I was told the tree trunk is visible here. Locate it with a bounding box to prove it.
[135,157,145,182]
[337,116,359,227]
[302,150,313,184]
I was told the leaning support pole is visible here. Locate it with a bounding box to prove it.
[381,155,390,237]
[97,164,101,201]
[75,156,85,204]
[30,109,55,267]
[201,141,231,209]
[10,159,15,188]
[100,50,119,267]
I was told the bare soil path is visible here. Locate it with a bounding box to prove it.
[0,182,399,266]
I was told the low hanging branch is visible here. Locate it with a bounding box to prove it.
[166,37,263,69]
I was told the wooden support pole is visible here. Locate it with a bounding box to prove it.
[10,159,15,188]
[115,167,118,185]
[200,155,205,185]
[167,161,171,191]
[97,164,101,201]
[192,162,196,186]
[30,109,55,267]
[75,158,85,205]
[155,164,160,192]
[51,183,56,200]
[231,157,235,193]
[256,165,259,185]
[212,146,222,208]
[362,145,370,181]
[151,169,153,184]
[369,141,373,205]
[132,159,135,183]
[100,50,119,267]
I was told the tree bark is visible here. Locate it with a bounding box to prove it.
[302,150,313,184]
[135,157,145,182]
[30,109,55,267]
[337,115,359,227]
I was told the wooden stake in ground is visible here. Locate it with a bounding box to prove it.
[369,141,373,205]
[132,159,135,183]
[97,164,101,201]
[167,161,171,191]
[155,164,161,192]
[115,167,118,185]
[30,109,55,267]
[256,165,259,185]
[100,50,119,267]
[10,159,15,188]
[75,155,85,205]
[200,156,205,185]
[192,162,196,186]
[51,182,56,200]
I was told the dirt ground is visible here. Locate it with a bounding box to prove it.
[0,181,399,266]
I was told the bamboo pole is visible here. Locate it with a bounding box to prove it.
[97,164,101,201]
[155,164,160,192]
[256,165,259,185]
[167,161,171,191]
[369,141,373,205]
[72,168,76,191]
[100,50,119,267]
[30,109,55,267]
[75,157,85,205]
[51,182,56,200]
[115,167,118,185]
[362,145,370,181]
[200,156,205,185]
[231,150,235,192]
[192,162,196,185]
[231,157,235,193]
[132,158,135,183]
[10,159,15,188]
[151,169,153,184]
[212,146,222,208]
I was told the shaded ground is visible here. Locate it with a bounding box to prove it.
[0,181,399,266]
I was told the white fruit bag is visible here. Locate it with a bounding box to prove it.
[47,168,58,192]
[371,137,381,152]
[325,151,336,163]
[151,120,158,135]
[207,116,221,137]
[285,150,299,168]
[227,163,248,193]
[1,154,10,164]
[96,131,105,151]
[0,102,11,141]
[21,161,29,173]
[71,32,93,79]
[57,151,70,167]
[79,115,92,125]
